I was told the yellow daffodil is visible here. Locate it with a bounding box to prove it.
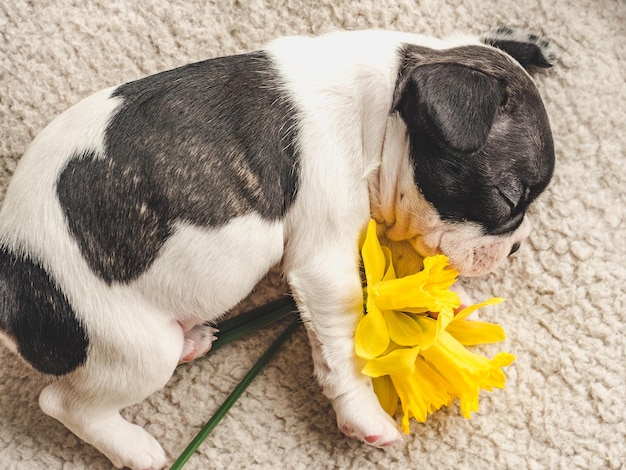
[355,219,515,433]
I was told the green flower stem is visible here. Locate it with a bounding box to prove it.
[171,318,301,469]
[209,296,297,352]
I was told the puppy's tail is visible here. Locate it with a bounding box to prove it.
[0,245,89,375]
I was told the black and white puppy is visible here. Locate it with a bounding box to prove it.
[0,28,555,469]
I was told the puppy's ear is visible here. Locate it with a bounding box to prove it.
[480,27,557,69]
[395,63,505,153]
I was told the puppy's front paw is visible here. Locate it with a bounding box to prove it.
[106,422,168,470]
[333,388,403,447]
[449,282,473,309]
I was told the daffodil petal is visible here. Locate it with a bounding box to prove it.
[386,311,423,346]
[372,376,399,416]
[419,330,515,419]
[413,315,438,349]
[374,278,460,313]
[494,352,516,367]
[354,305,389,360]
[460,393,480,419]
[391,358,452,432]
[454,297,505,321]
[428,289,462,313]
[401,306,430,314]
[420,331,496,393]
[423,255,459,287]
[374,277,432,311]
[361,220,387,287]
[361,346,421,378]
[446,320,507,345]
[381,246,397,281]
[435,308,455,336]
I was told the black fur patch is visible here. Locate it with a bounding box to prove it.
[0,247,88,375]
[57,51,300,283]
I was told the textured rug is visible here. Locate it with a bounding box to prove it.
[1,0,624,469]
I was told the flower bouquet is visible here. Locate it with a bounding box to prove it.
[356,219,515,433]
[172,219,515,467]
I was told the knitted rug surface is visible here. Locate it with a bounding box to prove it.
[0,1,624,468]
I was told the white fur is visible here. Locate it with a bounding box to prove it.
[136,217,285,326]
[0,30,537,468]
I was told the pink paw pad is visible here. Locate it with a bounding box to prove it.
[178,324,218,364]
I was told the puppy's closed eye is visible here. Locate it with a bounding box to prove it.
[482,186,513,222]
[496,184,523,210]
[480,185,527,235]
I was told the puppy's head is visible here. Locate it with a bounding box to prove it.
[373,28,556,277]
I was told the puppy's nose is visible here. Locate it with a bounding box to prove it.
[509,242,521,256]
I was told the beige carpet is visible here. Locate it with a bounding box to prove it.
[1,0,625,468]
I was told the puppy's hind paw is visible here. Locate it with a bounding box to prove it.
[179,324,219,364]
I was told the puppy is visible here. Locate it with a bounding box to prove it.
[0,27,555,469]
